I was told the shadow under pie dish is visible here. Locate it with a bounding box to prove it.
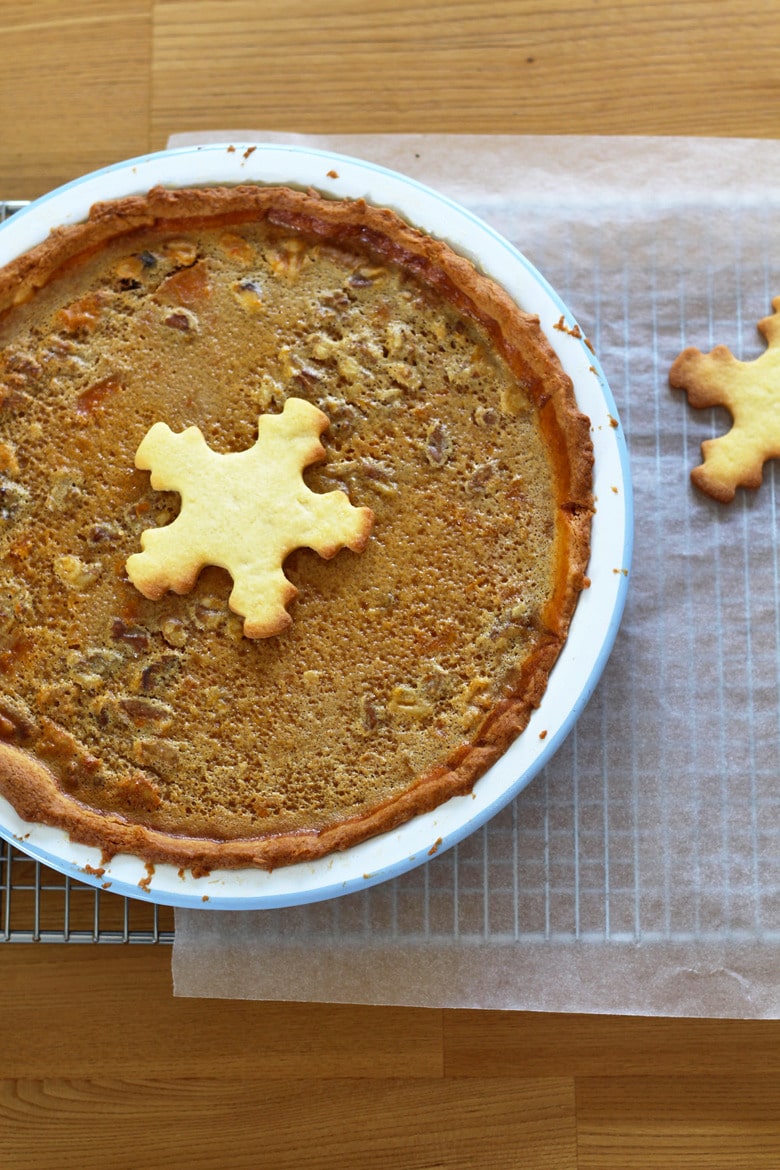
[0,146,630,907]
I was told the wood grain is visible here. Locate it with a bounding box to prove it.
[150,0,780,143]
[443,1008,780,1077]
[2,2,780,1165]
[3,947,780,1166]
[577,1075,780,1168]
[3,0,780,198]
[0,1074,577,1170]
[1,949,443,1080]
[0,1,152,198]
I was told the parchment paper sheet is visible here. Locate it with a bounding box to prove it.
[171,133,780,1015]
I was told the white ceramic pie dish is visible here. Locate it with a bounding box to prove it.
[0,143,632,909]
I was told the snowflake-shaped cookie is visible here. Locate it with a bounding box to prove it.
[671,296,780,502]
[126,397,374,637]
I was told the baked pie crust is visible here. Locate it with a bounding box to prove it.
[0,184,593,872]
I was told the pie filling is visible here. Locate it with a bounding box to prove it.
[0,185,593,871]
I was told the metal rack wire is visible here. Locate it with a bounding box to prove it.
[1,839,174,943]
[0,197,173,943]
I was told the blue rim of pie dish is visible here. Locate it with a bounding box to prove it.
[0,144,634,910]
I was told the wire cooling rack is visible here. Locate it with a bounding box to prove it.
[0,198,173,942]
[1,839,174,943]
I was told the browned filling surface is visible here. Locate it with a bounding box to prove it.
[0,187,592,869]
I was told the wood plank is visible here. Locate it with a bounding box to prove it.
[2,851,175,939]
[150,0,780,143]
[443,1009,780,1077]
[577,1075,780,1168]
[0,947,443,1079]
[0,1076,577,1170]
[0,0,152,199]
[1,4,780,1164]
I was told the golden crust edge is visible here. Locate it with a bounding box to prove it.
[0,639,559,875]
[0,182,594,872]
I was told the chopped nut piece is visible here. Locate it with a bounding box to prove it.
[115,771,163,810]
[161,616,188,648]
[319,287,350,310]
[356,335,383,366]
[360,458,398,497]
[337,353,362,383]
[155,261,211,307]
[359,694,384,732]
[162,238,198,267]
[500,380,531,416]
[420,662,455,701]
[311,334,339,361]
[387,684,434,722]
[194,595,228,630]
[375,384,402,404]
[164,309,199,333]
[319,458,359,480]
[0,383,31,412]
[249,372,284,410]
[267,238,307,277]
[443,355,479,387]
[132,738,180,774]
[55,291,112,334]
[510,600,531,623]
[385,321,410,357]
[425,421,453,467]
[111,619,151,654]
[72,671,105,693]
[218,232,254,264]
[232,278,264,314]
[38,343,88,381]
[293,365,324,392]
[467,679,492,705]
[46,469,83,512]
[275,344,297,382]
[53,554,102,591]
[225,613,245,642]
[388,361,422,391]
[115,256,145,282]
[75,375,123,419]
[133,654,182,694]
[119,696,175,732]
[5,350,42,379]
[88,521,121,545]
[0,477,29,527]
[473,404,498,427]
[454,676,494,731]
[0,442,20,477]
[321,395,360,426]
[468,461,496,493]
[68,651,118,691]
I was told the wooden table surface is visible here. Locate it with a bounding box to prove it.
[2,2,780,1167]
